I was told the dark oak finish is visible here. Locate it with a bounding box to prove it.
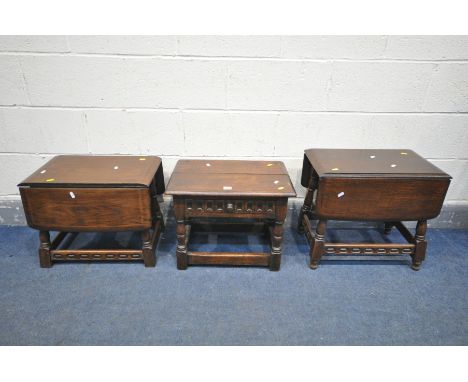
[18,155,165,268]
[166,160,296,271]
[20,187,152,231]
[298,149,451,270]
[316,177,449,221]
[20,155,164,190]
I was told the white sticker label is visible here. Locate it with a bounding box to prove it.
[337,192,345,198]
[223,186,232,190]
[69,192,76,199]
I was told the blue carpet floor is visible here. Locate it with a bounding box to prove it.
[0,215,467,345]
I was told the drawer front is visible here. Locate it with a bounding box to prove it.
[315,177,450,221]
[184,198,277,219]
[20,187,152,231]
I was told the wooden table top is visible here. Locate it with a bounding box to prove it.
[166,160,296,197]
[19,155,162,188]
[304,149,451,179]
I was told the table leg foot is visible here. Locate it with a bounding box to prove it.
[141,229,156,267]
[269,221,283,271]
[176,221,188,270]
[269,263,280,271]
[411,219,427,271]
[143,258,156,267]
[411,263,421,271]
[309,219,326,270]
[39,230,52,268]
[269,251,281,271]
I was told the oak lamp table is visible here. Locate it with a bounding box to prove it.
[18,155,165,268]
[298,149,451,270]
[165,160,296,271]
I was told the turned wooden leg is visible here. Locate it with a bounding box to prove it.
[270,221,284,271]
[176,220,188,270]
[412,220,427,271]
[298,179,315,234]
[141,229,156,267]
[39,230,52,268]
[384,222,393,234]
[173,197,188,270]
[310,219,327,270]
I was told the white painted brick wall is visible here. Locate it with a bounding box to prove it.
[0,36,467,209]
[0,56,28,105]
[84,110,183,155]
[0,108,87,153]
[384,36,468,60]
[15,55,228,109]
[423,64,468,112]
[178,36,282,58]
[226,60,331,111]
[68,36,177,55]
[0,36,69,53]
[281,36,388,59]
[326,62,437,112]
[182,111,278,156]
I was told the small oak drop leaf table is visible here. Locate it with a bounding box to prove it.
[298,149,451,270]
[18,155,165,267]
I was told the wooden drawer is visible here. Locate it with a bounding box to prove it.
[183,197,278,219]
[315,177,450,221]
[20,187,152,231]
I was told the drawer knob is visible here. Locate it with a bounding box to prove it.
[226,203,234,212]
